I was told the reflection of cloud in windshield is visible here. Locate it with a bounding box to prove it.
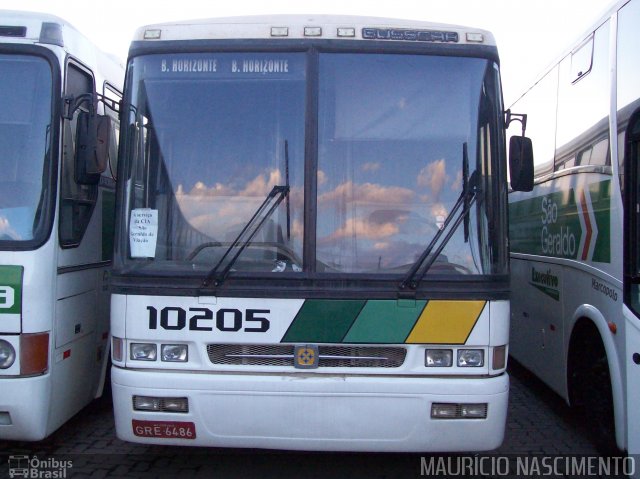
[240,169,282,196]
[452,170,463,192]
[318,181,414,205]
[368,209,409,226]
[314,158,479,271]
[361,162,381,172]
[324,217,399,242]
[177,181,234,197]
[0,217,20,240]
[177,169,284,199]
[417,159,448,200]
[175,169,303,240]
[430,203,449,219]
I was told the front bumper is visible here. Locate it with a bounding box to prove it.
[112,367,509,452]
[0,374,51,441]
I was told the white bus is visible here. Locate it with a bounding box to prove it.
[110,15,531,451]
[508,0,640,457]
[0,11,123,440]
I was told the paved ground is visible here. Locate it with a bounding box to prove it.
[0,361,627,478]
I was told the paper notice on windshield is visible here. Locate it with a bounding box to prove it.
[130,209,158,258]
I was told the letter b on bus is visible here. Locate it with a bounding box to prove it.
[0,286,15,309]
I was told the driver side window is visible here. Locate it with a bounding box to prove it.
[59,62,97,247]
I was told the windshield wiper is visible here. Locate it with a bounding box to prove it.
[399,143,478,291]
[201,185,289,288]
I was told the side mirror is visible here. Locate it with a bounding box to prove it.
[75,112,112,185]
[509,135,534,192]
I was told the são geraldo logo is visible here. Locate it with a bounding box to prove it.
[538,186,600,262]
[540,196,577,258]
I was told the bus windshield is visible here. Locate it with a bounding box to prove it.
[0,54,53,245]
[118,51,506,278]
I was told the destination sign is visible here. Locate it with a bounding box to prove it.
[147,53,304,79]
[362,28,459,43]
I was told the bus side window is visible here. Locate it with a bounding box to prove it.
[570,35,594,84]
[555,22,610,173]
[507,66,558,178]
[59,62,98,247]
[103,83,121,180]
[101,82,121,261]
[616,0,640,197]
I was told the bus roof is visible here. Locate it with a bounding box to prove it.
[0,10,80,46]
[133,14,495,46]
[508,0,620,107]
[0,9,123,86]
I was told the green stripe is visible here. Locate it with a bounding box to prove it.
[282,299,365,343]
[343,299,426,343]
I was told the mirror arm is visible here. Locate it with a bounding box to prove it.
[62,93,95,120]
[504,109,528,136]
[62,92,120,120]
[96,93,121,114]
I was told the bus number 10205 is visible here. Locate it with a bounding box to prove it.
[146,306,270,332]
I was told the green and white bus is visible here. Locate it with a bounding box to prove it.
[0,10,122,440]
[508,0,640,457]
[110,15,531,451]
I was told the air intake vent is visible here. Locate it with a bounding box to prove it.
[207,344,407,368]
[0,26,27,37]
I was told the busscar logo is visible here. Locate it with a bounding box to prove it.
[294,345,319,369]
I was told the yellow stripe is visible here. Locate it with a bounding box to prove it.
[405,300,485,344]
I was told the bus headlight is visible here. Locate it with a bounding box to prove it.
[161,344,188,362]
[425,349,453,367]
[457,349,484,367]
[130,343,157,361]
[0,340,16,369]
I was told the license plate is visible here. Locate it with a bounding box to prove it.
[132,420,196,439]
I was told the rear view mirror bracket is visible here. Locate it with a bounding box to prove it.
[62,92,120,121]
[505,110,534,192]
[504,109,528,136]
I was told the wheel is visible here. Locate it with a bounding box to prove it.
[568,323,617,454]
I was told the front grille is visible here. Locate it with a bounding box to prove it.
[209,344,293,366]
[207,344,407,368]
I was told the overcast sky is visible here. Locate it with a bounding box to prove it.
[0,0,614,103]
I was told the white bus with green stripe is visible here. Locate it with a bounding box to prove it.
[110,15,531,451]
[0,11,122,440]
[508,0,640,458]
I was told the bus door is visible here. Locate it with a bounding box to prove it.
[53,60,111,423]
[624,109,640,460]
